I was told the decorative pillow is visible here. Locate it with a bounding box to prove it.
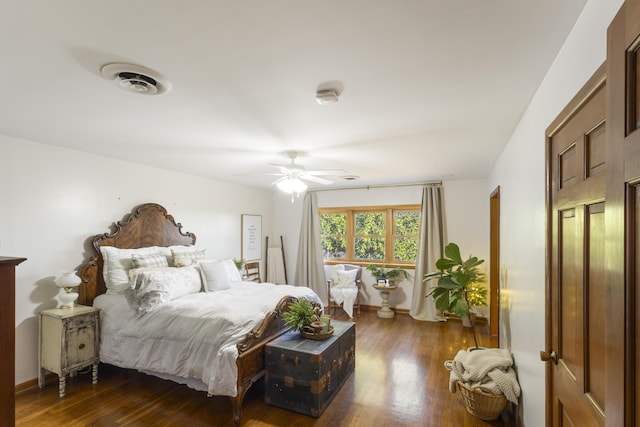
[100,246,165,294]
[198,260,232,292]
[332,268,358,288]
[128,266,176,282]
[172,249,206,267]
[132,253,169,269]
[124,266,202,316]
[168,245,197,266]
[329,264,345,284]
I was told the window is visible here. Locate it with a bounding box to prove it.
[319,205,421,266]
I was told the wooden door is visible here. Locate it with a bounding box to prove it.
[489,186,500,339]
[606,1,640,425]
[545,64,607,427]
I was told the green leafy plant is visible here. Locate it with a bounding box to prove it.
[366,264,409,281]
[232,258,245,270]
[282,299,318,332]
[424,242,487,348]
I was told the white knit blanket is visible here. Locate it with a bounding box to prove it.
[445,348,521,404]
[329,287,358,317]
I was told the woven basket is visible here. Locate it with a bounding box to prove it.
[456,381,508,421]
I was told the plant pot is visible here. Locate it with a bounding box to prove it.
[461,313,477,328]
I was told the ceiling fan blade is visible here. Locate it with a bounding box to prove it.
[304,169,346,176]
[269,164,298,174]
[234,172,285,177]
[300,174,333,185]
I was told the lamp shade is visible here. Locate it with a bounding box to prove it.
[55,271,81,289]
[55,271,81,309]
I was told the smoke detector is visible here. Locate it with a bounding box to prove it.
[315,89,339,105]
[100,63,171,95]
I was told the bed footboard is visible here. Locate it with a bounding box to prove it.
[230,295,298,425]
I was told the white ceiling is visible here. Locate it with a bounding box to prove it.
[1,1,587,191]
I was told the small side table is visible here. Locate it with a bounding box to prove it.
[39,305,100,397]
[372,284,398,318]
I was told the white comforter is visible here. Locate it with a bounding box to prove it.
[93,281,322,397]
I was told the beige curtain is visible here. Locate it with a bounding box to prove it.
[294,192,327,299]
[410,185,446,321]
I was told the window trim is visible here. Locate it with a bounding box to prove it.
[319,204,420,268]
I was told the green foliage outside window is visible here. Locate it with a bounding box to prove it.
[320,206,421,264]
[354,212,385,260]
[393,211,420,262]
[320,213,347,259]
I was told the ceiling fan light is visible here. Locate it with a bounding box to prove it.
[291,178,308,193]
[277,177,307,194]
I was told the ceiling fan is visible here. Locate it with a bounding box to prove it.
[267,151,345,197]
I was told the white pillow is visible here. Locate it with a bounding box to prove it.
[172,249,206,267]
[221,259,242,282]
[100,246,164,294]
[129,266,176,282]
[168,245,198,265]
[333,269,358,288]
[124,266,202,316]
[199,260,232,292]
[132,253,169,269]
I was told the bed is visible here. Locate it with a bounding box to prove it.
[77,203,321,425]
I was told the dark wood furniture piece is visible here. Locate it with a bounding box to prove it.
[0,256,26,427]
[326,264,362,317]
[264,320,356,417]
[77,203,296,425]
[245,261,261,282]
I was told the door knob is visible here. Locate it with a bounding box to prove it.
[540,350,558,364]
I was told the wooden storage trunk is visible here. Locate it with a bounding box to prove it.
[264,320,355,417]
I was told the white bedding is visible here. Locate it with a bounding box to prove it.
[93,281,322,397]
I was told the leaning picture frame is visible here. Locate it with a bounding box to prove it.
[241,214,262,261]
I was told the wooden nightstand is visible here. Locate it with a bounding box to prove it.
[38,305,100,397]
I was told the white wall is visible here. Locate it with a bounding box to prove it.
[1,134,274,385]
[273,180,489,312]
[487,0,623,425]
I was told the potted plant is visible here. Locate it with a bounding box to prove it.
[232,258,245,271]
[366,264,409,286]
[424,242,488,349]
[282,299,321,332]
[233,258,247,279]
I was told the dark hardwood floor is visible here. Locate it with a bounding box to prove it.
[16,309,507,427]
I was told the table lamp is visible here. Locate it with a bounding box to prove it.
[55,271,81,308]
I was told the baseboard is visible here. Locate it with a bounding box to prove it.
[16,376,43,394]
[359,304,410,315]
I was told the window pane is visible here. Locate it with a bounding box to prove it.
[355,212,385,235]
[354,237,385,260]
[320,213,347,259]
[394,211,420,235]
[394,237,418,261]
[320,213,346,234]
[322,236,347,259]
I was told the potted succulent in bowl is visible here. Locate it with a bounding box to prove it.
[366,264,409,286]
[424,242,488,348]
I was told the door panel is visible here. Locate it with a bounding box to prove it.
[546,64,606,427]
[586,203,606,412]
[607,1,640,425]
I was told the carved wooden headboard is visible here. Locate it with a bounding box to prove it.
[78,203,196,306]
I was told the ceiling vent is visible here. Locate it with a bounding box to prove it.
[315,89,340,105]
[100,63,171,95]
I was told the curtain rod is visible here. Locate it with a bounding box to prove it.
[311,180,442,193]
